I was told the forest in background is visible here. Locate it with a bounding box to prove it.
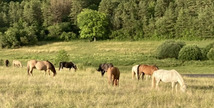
[0,0,214,48]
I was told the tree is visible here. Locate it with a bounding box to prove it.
[77,9,109,41]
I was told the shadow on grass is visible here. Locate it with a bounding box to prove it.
[188,85,214,90]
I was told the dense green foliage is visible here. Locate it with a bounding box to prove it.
[156,40,185,59]
[178,45,202,61]
[77,9,109,41]
[207,48,214,61]
[0,0,214,48]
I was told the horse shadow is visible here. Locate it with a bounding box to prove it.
[188,85,214,90]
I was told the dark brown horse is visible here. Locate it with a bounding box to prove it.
[5,59,9,67]
[107,67,120,86]
[97,63,114,76]
[27,60,56,76]
[59,62,77,71]
[137,64,159,80]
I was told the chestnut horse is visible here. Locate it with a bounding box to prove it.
[152,69,186,92]
[12,60,22,67]
[107,67,120,86]
[137,64,159,80]
[27,60,56,77]
[59,62,77,71]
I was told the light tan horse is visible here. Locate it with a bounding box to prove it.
[107,67,120,86]
[27,60,56,77]
[132,65,139,79]
[12,60,22,67]
[152,69,186,92]
[137,64,159,80]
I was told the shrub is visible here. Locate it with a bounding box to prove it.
[202,42,214,60]
[156,40,185,59]
[55,50,69,65]
[207,48,214,61]
[60,32,77,41]
[178,45,202,61]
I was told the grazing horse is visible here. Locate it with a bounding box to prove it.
[27,60,56,77]
[97,63,114,76]
[5,60,9,67]
[12,60,22,67]
[107,67,120,86]
[137,64,159,80]
[59,62,77,71]
[132,65,139,79]
[152,69,186,92]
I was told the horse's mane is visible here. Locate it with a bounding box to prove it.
[137,64,140,75]
[46,60,56,72]
[172,70,185,85]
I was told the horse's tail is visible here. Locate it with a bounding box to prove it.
[59,62,62,71]
[151,74,156,88]
[137,65,141,80]
[27,64,30,75]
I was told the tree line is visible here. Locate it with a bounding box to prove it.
[0,0,214,48]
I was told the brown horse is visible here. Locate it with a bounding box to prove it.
[12,60,22,67]
[27,60,56,76]
[107,67,120,86]
[137,64,159,80]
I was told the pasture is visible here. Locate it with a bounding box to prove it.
[0,40,214,107]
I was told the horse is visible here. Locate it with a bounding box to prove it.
[12,60,22,67]
[132,65,139,79]
[59,62,77,71]
[27,60,56,77]
[97,63,114,76]
[107,67,120,86]
[5,59,9,67]
[152,69,186,92]
[137,64,159,80]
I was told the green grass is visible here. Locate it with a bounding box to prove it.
[1,40,214,107]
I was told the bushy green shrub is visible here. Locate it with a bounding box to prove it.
[55,50,69,65]
[207,48,214,61]
[156,40,186,59]
[47,24,62,40]
[178,45,202,60]
[60,32,77,41]
[201,42,214,60]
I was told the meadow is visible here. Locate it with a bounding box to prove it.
[0,40,214,107]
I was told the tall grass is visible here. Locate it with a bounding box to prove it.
[0,67,214,107]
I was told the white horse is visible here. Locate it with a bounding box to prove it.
[12,60,23,67]
[132,65,139,79]
[152,69,186,92]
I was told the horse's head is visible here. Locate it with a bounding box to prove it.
[181,84,187,92]
[152,65,159,71]
[47,60,57,76]
[73,64,77,71]
[97,64,104,71]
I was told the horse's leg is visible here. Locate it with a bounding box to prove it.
[172,82,175,92]
[141,73,145,80]
[29,68,33,76]
[156,80,160,90]
[132,71,135,79]
[175,83,178,93]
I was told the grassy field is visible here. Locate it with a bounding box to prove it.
[0,40,214,107]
